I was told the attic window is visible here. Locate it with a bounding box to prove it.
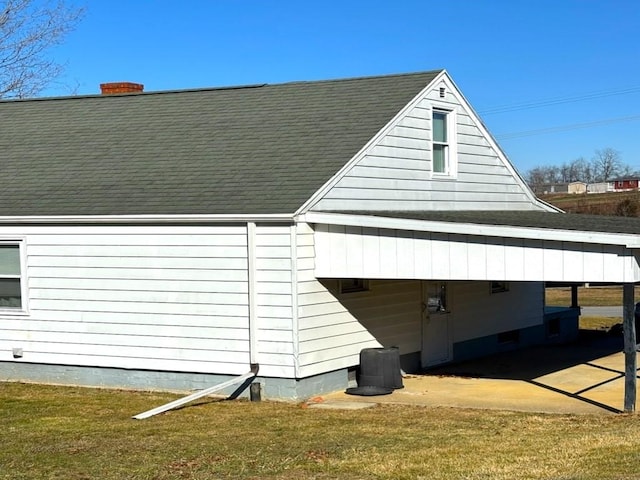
[431,107,457,177]
[432,110,449,173]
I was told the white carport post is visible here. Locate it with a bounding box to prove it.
[623,283,637,413]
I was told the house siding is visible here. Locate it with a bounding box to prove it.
[0,224,296,379]
[449,281,543,343]
[254,224,295,377]
[295,223,544,377]
[296,223,422,378]
[296,223,371,378]
[310,77,544,212]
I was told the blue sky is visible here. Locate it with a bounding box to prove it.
[44,0,640,175]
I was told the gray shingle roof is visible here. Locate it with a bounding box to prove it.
[0,71,441,216]
[339,210,640,235]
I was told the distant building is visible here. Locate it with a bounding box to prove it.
[587,182,610,194]
[610,177,640,191]
[567,182,587,194]
[534,182,569,195]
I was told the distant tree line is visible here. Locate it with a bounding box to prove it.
[525,148,637,189]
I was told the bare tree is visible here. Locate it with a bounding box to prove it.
[592,148,623,182]
[571,157,594,183]
[524,151,632,188]
[0,0,84,98]
[526,166,547,192]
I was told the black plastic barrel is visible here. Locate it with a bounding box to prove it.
[358,347,403,390]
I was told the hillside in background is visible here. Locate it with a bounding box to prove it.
[539,191,640,217]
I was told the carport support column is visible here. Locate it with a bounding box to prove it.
[622,283,636,413]
[570,285,579,309]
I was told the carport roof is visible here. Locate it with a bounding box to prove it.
[341,210,640,235]
[303,210,640,248]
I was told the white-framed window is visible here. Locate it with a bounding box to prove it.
[431,107,457,177]
[0,241,26,312]
[340,278,369,294]
[491,281,510,294]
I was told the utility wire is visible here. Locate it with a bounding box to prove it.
[495,114,640,140]
[479,86,640,115]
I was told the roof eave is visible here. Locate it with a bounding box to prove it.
[0,213,295,224]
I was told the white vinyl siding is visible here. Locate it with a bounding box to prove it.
[0,225,295,378]
[310,77,545,212]
[449,281,543,343]
[296,224,422,378]
[254,225,295,377]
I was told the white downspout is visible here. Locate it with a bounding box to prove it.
[247,221,259,369]
[290,224,300,377]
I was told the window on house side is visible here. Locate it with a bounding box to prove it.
[491,281,510,294]
[498,329,520,344]
[432,110,449,174]
[340,278,369,294]
[0,244,23,310]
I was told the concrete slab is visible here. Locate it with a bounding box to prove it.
[322,332,638,415]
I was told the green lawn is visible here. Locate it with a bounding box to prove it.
[2,382,640,479]
[546,286,640,307]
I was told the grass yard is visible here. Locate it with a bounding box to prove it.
[546,286,634,332]
[2,383,640,479]
[539,191,640,216]
[546,285,640,307]
[2,286,637,478]
[579,315,622,331]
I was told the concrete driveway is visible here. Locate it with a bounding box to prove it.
[321,332,637,414]
[581,306,623,317]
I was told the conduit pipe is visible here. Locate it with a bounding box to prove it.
[133,221,262,419]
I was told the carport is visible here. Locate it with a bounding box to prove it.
[322,336,630,414]
[301,210,640,412]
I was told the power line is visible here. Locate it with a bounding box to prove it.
[479,86,640,115]
[495,114,640,140]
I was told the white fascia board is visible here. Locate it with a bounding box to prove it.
[294,71,447,215]
[0,213,295,224]
[299,211,640,248]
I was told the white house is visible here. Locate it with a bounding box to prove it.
[1,70,640,401]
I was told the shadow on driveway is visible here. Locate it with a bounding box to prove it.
[324,330,636,414]
[425,330,630,414]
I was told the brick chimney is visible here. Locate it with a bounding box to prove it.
[100,82,144,95]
